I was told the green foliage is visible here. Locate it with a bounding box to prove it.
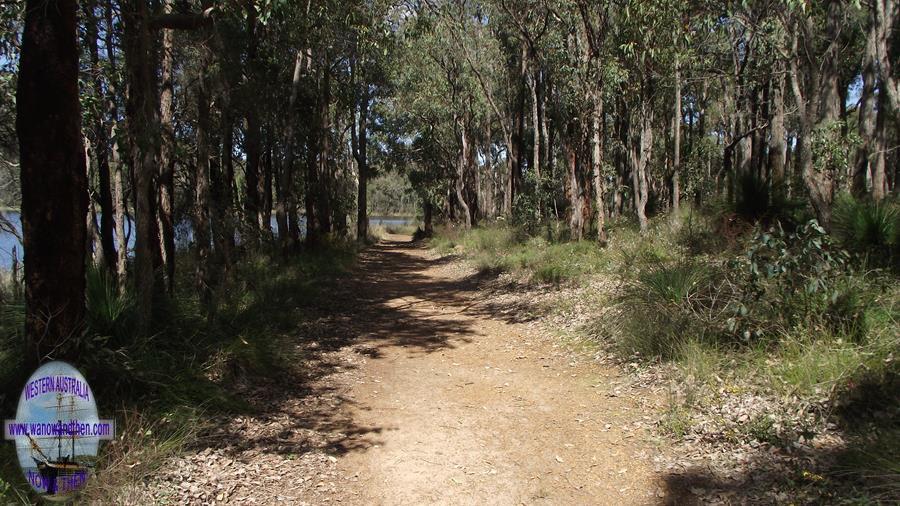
[811,119,860,178]
[832,195,899,267]
[617,262,711,359]
[721,173,806,227]
[638,262,708,304]
[769,333,870,397]
[85,266,134,339]
[743,415,782,446]
[731,220,854,338]
[1,242,359,499]
[838,428,900,502]
[659,404,693,438]
[0,300,25,406]
[432,225,609,285]
[367,173,418,216]
[512,191,542,234]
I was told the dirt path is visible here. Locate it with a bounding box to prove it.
[336,235,665,504]
[143,235,666,505]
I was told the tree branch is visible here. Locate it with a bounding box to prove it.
[149,8,215,31]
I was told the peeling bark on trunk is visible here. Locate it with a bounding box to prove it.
[158,0,176,294]
[591,96,607,246]
[564,122,584,240]
[769,65,787,195]
[873,0,898,113]
[871,84,888,200]
[455,115,473,229]
[850,8,885,197]
[631,95,653,234]
[104,2,129,291]
[529,69,542,216]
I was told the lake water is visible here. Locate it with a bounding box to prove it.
[0,212,415,270]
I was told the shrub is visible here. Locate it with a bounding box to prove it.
[832,195,899,267]
[639,262,708,304]
[534,263,566,285]
[729,220,853,339]
[85,266,134,339]
[617,262,712,359]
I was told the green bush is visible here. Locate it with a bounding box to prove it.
[832,195,899,267]
[639,262,708,304]
[730,220,853,338]
[617,262,712,359]
[85,266,134,339]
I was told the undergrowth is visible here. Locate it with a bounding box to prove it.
[0,242,358,502]
[431,199,900,501]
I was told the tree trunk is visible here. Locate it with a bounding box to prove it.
[195,57,213,311]
[769,65,787,195]
[104,2,128,290]
[83,0,117,277]
[423,200,434,236]
[456,117,473,229]
[261,139,273,236]
[631,94,653,234]
[209,94,234,274]
[672,60,681,213]
[317,61,333,235]
[278,51,303,250]
[243,4,262,238]
[873,0,898,114]
[564,122,584,240]
[788,9,843,228]
[871,81,888,200]
[122,0,161,331]
[158,0,176,294]
[219,111,237,259]
[85,139,104,266]
[591,94,607,245]
[529,69,542,217]
[853,11,879,197]
[352,56,370,242]
[17,0,88,363]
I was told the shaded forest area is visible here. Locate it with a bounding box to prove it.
[0,0,898,502]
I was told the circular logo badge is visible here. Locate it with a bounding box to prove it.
[5,361,112,499]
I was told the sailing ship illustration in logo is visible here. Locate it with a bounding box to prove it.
[24,393,92,495]
[5,361,113,499]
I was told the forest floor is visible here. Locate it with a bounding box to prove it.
[138,234,675,505]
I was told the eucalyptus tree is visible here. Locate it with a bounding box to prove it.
[17,0,87,362]
[349,0,396,241]
[780,0,860,227]
[391,2,489,228]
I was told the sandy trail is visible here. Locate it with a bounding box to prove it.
[143,234,665,505]
[332,235,662,505]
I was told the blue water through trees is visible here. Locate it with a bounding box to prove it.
[0,212,415,270]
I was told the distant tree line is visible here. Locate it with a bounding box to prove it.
[391,0,897,242]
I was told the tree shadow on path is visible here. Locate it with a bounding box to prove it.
[198,236,483,461]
